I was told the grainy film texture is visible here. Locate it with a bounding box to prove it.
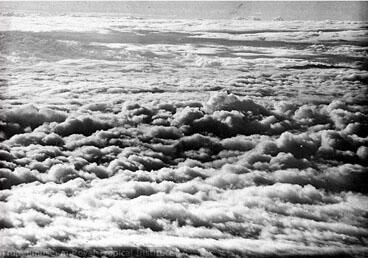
[0,1,367,258]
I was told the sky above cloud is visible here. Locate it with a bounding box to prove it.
[0,1,367,20]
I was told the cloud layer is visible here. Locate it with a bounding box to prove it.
[1,91,367,257]
[0,12,367,258]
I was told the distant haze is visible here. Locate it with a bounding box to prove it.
[0,1,367,20]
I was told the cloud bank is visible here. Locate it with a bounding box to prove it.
[1,91,367,257]
[0,12,367,258]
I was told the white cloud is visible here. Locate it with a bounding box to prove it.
[1,13,367,257]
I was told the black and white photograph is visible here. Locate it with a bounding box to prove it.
[0,1,367,257]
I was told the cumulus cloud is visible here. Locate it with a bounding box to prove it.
[172,106,204,126]
[205,92,270,116]
[221,135,255,151]
[53,116,112,136]
[47,164,81,183]
[276,132,319,159]
[2,105,67,129]
[0,167,41,189]
[1,14,367,257]
[147,125,183,139]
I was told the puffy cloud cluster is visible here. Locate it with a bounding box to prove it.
[1,13,367,258]
[1,90,367,257]
[0,105,67,139]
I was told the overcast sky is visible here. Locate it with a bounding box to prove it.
[0,1,367,20]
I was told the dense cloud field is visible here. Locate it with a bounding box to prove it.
[0,10,368,258]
